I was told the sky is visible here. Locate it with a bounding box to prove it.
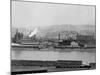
[12,1,95,28]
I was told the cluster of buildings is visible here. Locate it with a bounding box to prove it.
[11,28,95,48]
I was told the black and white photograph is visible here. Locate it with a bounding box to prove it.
[11,0,96,75]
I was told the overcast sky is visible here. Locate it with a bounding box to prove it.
[12,1,95,28]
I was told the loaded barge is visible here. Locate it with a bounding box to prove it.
[11,60,95,75]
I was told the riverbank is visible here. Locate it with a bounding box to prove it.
[11,60,96,75]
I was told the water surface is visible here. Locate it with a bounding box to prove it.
[11,48,96,64]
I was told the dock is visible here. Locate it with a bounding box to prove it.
[11,60,95,75]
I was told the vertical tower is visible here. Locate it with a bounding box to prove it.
[58,33,60,40]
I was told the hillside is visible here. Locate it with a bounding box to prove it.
[11,25,95,38]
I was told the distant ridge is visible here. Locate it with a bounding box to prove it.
[11,25,95,38]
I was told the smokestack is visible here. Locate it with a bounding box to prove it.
[58,33,60,40]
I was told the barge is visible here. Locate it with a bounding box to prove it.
[11,60,95,74]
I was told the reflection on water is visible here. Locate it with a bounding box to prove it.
[11,48,96,64]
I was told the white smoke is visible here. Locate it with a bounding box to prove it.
[29,28,38,37]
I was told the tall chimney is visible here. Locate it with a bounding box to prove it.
[58,33,60,40]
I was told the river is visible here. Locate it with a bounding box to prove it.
[11,48,96,65]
